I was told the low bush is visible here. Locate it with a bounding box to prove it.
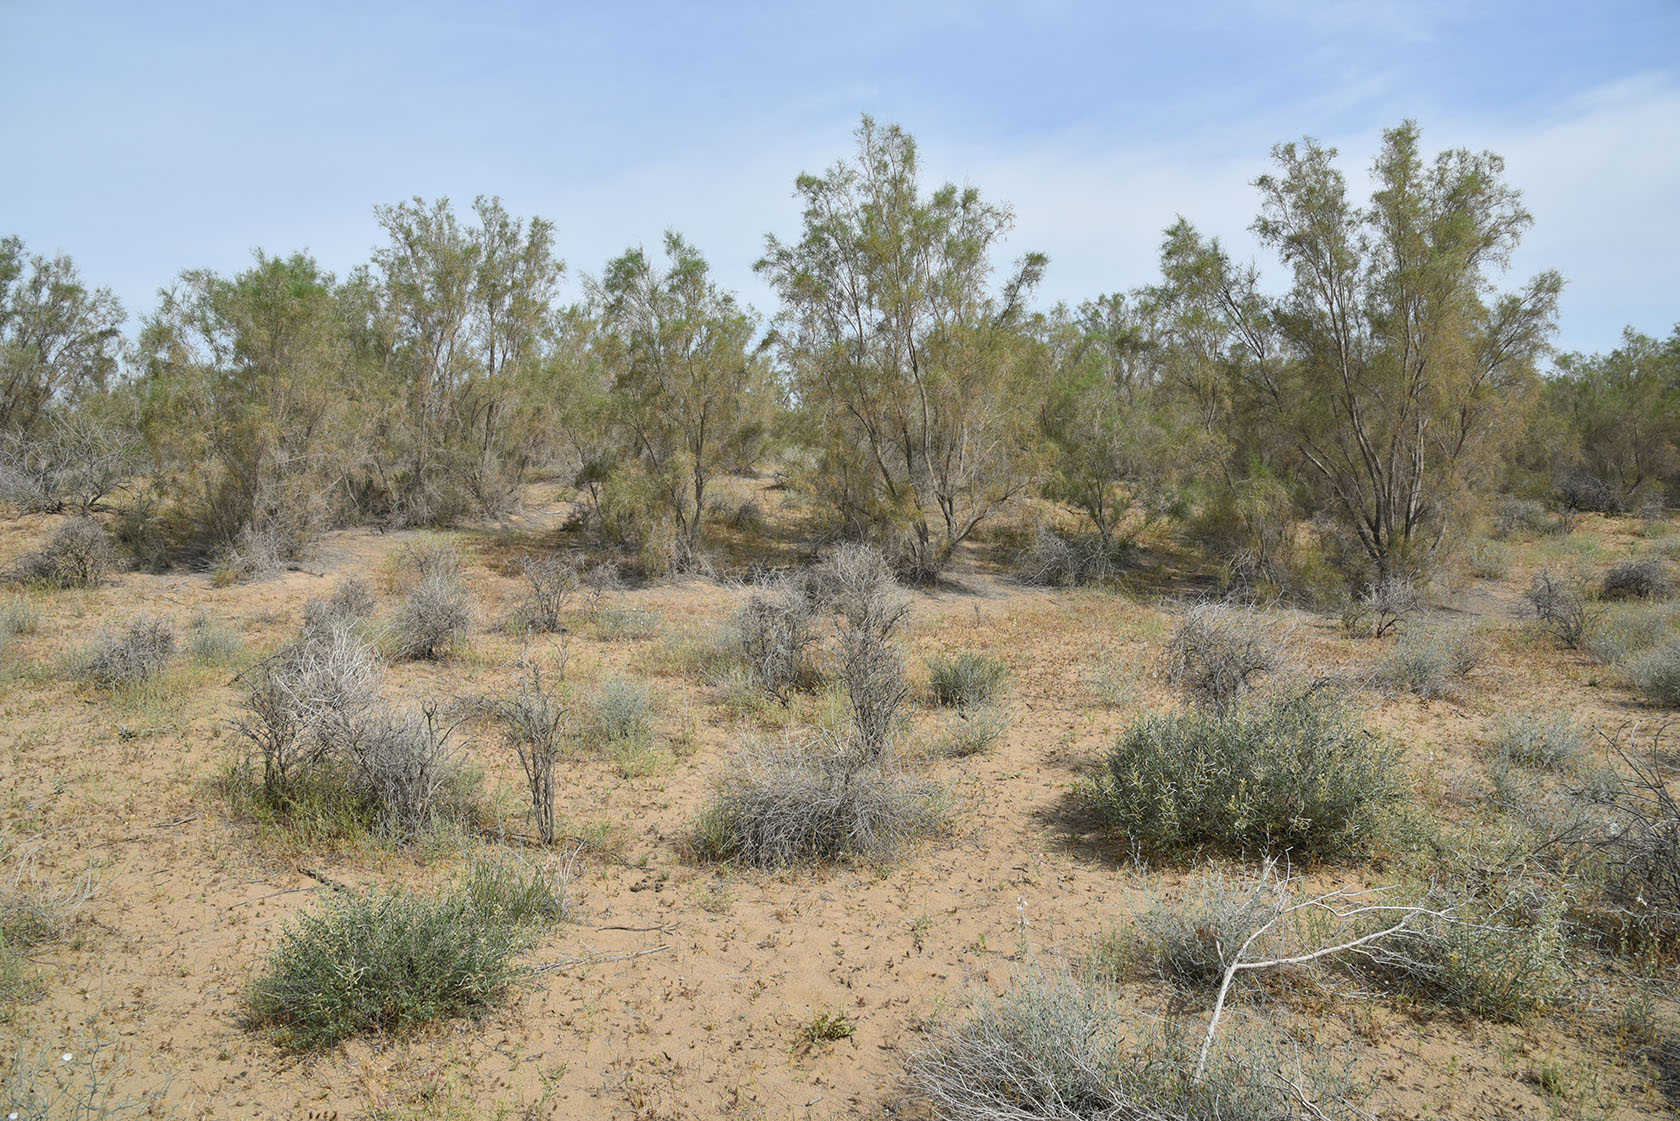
[346,705,467,841]
[77,615,176,687]
[1089,692,1403,858]
[459,851,573,928]
[497,654,571,845]
[1138,868,1281,990]
[1526,569,1600,649]
[926,651,1010,710]
[1627,640,1680,706]
[5,518,114,588]
[696,732,942,867]
[1340,575,1423,638]
[903,964,1366,1121]
[733,573,819,700]
[1162,604,1282,711]
[514,554,577,633]
[1601,558,1674,601]
[1582,601,1677,665]
[587,675,652,743]
[235,622,383,797]
[187,610,243,665]
[1351,887,1569,1021]
[0,597,41,636]
[1015,527,1131,587]
[1489,709,1586,770]
[1493,497,1552,539]
[1466,539,1509,580]
[302,576,377,635]
[935,703,1011,757]
[822,544,909,756]
[1381,625,1482,700]
[390,571,472,660]
[245,884,528,1050]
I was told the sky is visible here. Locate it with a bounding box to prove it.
[2,0,1677,358]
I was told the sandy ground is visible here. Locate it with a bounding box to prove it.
[1,493,1676,1120]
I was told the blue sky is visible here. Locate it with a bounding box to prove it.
[3,0,1676,357]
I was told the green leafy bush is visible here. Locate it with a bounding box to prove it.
[1089,692,1403,858]
[246,884,528,1050]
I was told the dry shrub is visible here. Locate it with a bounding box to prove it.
[1015,527,1130,587]
[1627,640,1680,706]
[696,731,942,867]
[236,622,383,797]
[1162,603,1284,711]
[515,554,578,633]
[497,652,571,845]
[1525,568,1600,649]
[1138,868,1282,990]
[391,571,473,660]
[5,517,114,588]
[1601,558,1674,601]
[733,572,820,700]
[904,963,1366,1121]
[1340,574,1422,638]
[346,705,465,841]
[1381,624,1482,700]
[1490,709,1587,771]
[818,544,909,756]
[78,614,176,687]
[1492,496,1551,539]
[302,576,377,635]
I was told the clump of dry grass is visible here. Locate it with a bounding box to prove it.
[1601,558,1674,601]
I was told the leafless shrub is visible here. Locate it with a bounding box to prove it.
[733,572,820,701]
[1014,527,1130,587]
[515,554,578,633]
[302,575,378,635]
[78,614,176,687]
[0,415,138,515]
[1591,725,1680,947]
[391,571,473,660]
[497,651,571,845]
[817,544,909,757]
[1163,603,1285,711]
[1554,470,1626,516]
[6,517,114,588]
[1525,569,1601,649]
[1340,574,1423,638]
[398,539,463,583]
[236,622,383,797]
[696,731,942,867]
[1602,558,1674,601]
[347,703,465,841]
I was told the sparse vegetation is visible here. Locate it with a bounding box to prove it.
[1527,569,1600,649]
[391,570,473,660]
[587,674,652,743]
[1490,709,1587,770]
[1602,558,1674,601]
[1382,624,1482,699]
[926,651,1010,710]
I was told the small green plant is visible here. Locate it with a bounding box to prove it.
[0,596,42,636]
[926,651,1010,709]
[1088,691,1403,858]
[187,610,244,664]
[459,851,573,928]
[246,883,529,1050]
[807,1009,855,1043]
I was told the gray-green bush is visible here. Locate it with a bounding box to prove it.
[1381,624,1481,699]
[1089,692,1403,858]
[926,651,1010,710]
[1489,709,1586,770]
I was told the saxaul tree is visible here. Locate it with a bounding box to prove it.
[589,231,775,570]
[1163,121,1561,581]
[0,236,125,434]
[758,114,1048,583]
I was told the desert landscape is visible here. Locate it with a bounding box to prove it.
[3,477,1679,1120]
